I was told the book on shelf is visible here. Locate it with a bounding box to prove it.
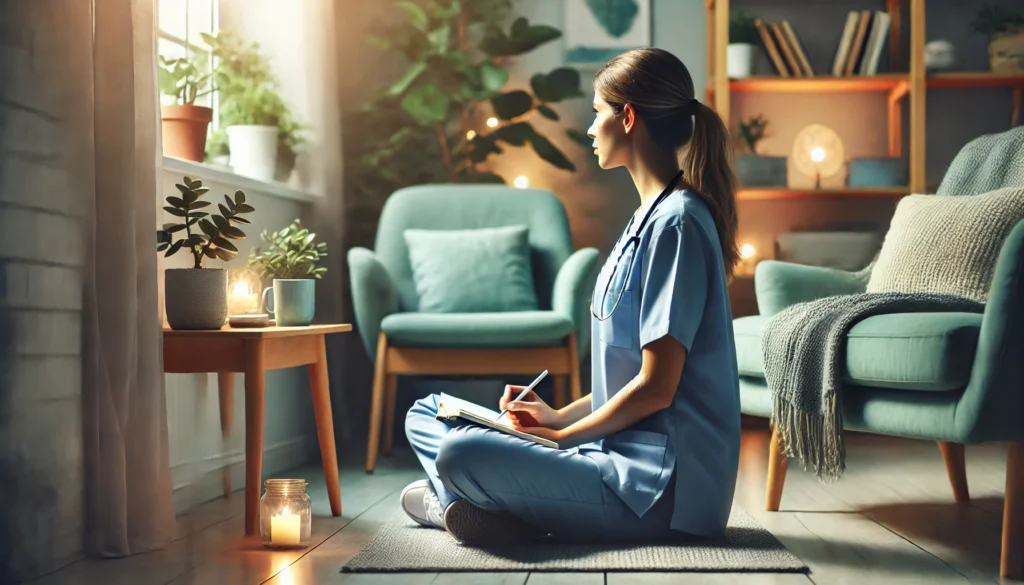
[844,10,873,76]
[835,9,890,77]
[859,11,891,75]
[755,18,790,77]
[780,20,814,76]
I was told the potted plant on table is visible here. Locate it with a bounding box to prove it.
[247,219,327,327]
[734,114,787,187]
[158,54,215,162]
[728,11,761,79]
[157,176,255,330]
[973,4,1024,73]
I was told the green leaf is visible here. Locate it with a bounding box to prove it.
[158,66,177,96]
[157,230,171,244]
[567,128,592,146]
[222,225,246,239]
[505,18,561,55]
[397,1,428,31]
[188,234,206,248]
[183,188,199,204]
[156,243,169,252]
[537,104,559,121]
[530,132,575,171]
[192,187,210,195]
[388,61,428,96]
[223,195,235,210]
[427,25,450,54]
[175,183,190,195]
[214,247,234,261]
[491,90,533,120]
[231,216,252,225]
[189,200,210,209]
[203,246,219,259]
[532,68,583,102]
[235,190,246,205]
[187,212,208,219]
[212,237,237,252]
[401,83,451,124]
[235,203,255,214]
[165,239,185,257]
[490,121,533,146]
[466,135,503,163]
[164,206,187,217]
[219,203,232,218]
[480,25,512,57]
[213,215,229,231]
[199,218,218,236]
[479,63,509,94]
[166,223,188,234]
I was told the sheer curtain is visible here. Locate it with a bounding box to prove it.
[81,0,176,555]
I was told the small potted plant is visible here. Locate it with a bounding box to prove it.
[973,4,1024,73]
[157,176,255,329]
[158,55,215,162]
[247,219,327,327]
[728,11,761,79]
[734,114,786,187]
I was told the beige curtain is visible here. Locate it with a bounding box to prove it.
[81,0,176,555]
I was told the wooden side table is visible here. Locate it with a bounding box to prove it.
[163,324,351,536]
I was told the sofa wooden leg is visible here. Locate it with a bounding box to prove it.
[382,375,398,456]
[1002,442,1024,579]
[938,441,970,502]
[568,333,582,402]
[765,427,788,512]
[365,333,388,474]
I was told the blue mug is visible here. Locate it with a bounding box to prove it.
[262,279,315,326]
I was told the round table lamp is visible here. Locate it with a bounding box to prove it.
[791,124,844,189]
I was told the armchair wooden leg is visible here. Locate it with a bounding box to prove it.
[568,333,582,402]
[553,376,567,409]
[382,375,398,456]
[1002,442,1024,579]
[938,441,970,502]
[765,427,788,512]
[366,333,388,474]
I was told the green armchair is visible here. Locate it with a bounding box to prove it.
[348,184,598,473]
[735,218,1024,578]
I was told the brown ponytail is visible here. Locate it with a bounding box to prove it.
[594,48,740,278]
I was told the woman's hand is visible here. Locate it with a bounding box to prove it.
[500,385,562,429]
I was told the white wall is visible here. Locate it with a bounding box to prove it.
[157,162,320,513]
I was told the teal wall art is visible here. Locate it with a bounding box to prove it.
[564,0,652,67]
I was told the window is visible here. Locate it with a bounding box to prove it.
[157,0,217,108]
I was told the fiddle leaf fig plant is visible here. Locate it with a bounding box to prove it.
[156,176,254,268]
[247,219,328,280]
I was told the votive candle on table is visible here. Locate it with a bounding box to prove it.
[260,479,311,548]
[271,506,301,546]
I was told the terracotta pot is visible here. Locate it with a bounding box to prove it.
[989,30,1024,73]
[161,105,213,162]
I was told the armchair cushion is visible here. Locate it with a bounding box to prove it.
[381,311,573,348]
[735,311,982,392]
[403,225,539,313]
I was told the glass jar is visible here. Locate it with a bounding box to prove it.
[259,479,311,548]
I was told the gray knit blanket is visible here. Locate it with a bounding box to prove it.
[762,292,984,481]
[763,126,1024,481]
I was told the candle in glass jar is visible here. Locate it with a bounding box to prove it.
[228,281,258,316]
[270,506,301,545]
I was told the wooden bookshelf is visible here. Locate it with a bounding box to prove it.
[707,0,1023,197]
[737,187,908,201]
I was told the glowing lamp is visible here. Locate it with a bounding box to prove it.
[513,176,529,189]
[792,124,844,190]
[226,268,262,316]
[486,117,499,128]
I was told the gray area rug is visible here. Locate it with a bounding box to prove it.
[341,506,807,573]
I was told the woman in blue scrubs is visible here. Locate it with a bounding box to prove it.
[401,47,742,545]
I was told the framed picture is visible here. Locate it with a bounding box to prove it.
[564,0,651,67]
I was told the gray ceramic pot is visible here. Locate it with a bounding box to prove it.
[165,268,228,330]
[735,155,788,187]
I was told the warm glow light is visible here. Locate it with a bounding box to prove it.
[741,243,756,259]
[278,567,294,585]
[232,282,249,296]
[486,117,499,128]
[513,176,529,189]
[810,147,825,163]
[466,130,476,140]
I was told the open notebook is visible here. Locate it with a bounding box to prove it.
[436,393,559,449]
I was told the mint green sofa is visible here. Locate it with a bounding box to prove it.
[348,184,598,473]
[735,217,1024,578]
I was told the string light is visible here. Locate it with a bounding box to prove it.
[466,130,476,140]
[741,243,756,259]
[486,117,499,128]
[513,176,529,189]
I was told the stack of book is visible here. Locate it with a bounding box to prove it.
[753,11,891,78]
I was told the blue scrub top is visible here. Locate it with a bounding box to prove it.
[579,189,741,538]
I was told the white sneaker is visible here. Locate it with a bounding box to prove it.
[400,479,445,528]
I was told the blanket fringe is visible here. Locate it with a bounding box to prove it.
[771,391,846,482]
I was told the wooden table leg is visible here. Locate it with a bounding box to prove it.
[309,334,342,517]
[383,375,398,457]
[217,372,234,498]
[244,339,266,537]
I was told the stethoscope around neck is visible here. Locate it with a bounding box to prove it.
[591,169,685,321]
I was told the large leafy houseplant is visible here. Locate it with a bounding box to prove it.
[248,219,328,280]
[348,0,589,198]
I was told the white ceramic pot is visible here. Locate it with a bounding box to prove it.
[227,125,278,181]
[727,43,757,79]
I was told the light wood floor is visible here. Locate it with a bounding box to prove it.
[26,427,1014,584]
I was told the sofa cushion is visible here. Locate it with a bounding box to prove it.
[403,225,539,313]
[381,311,573,348]
[734,312,982,392]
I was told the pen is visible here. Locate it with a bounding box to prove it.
[496,369,549,421]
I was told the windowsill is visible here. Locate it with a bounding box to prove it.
[161,156,317,203]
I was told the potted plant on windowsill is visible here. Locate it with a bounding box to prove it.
[734,114,786,187]
[158,54,215,162]
[157,176,255,330]
[973,4,1024,73]
[247,219,327,327]
[728,11,761,79]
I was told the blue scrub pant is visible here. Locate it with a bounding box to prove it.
[404,394,677,543]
